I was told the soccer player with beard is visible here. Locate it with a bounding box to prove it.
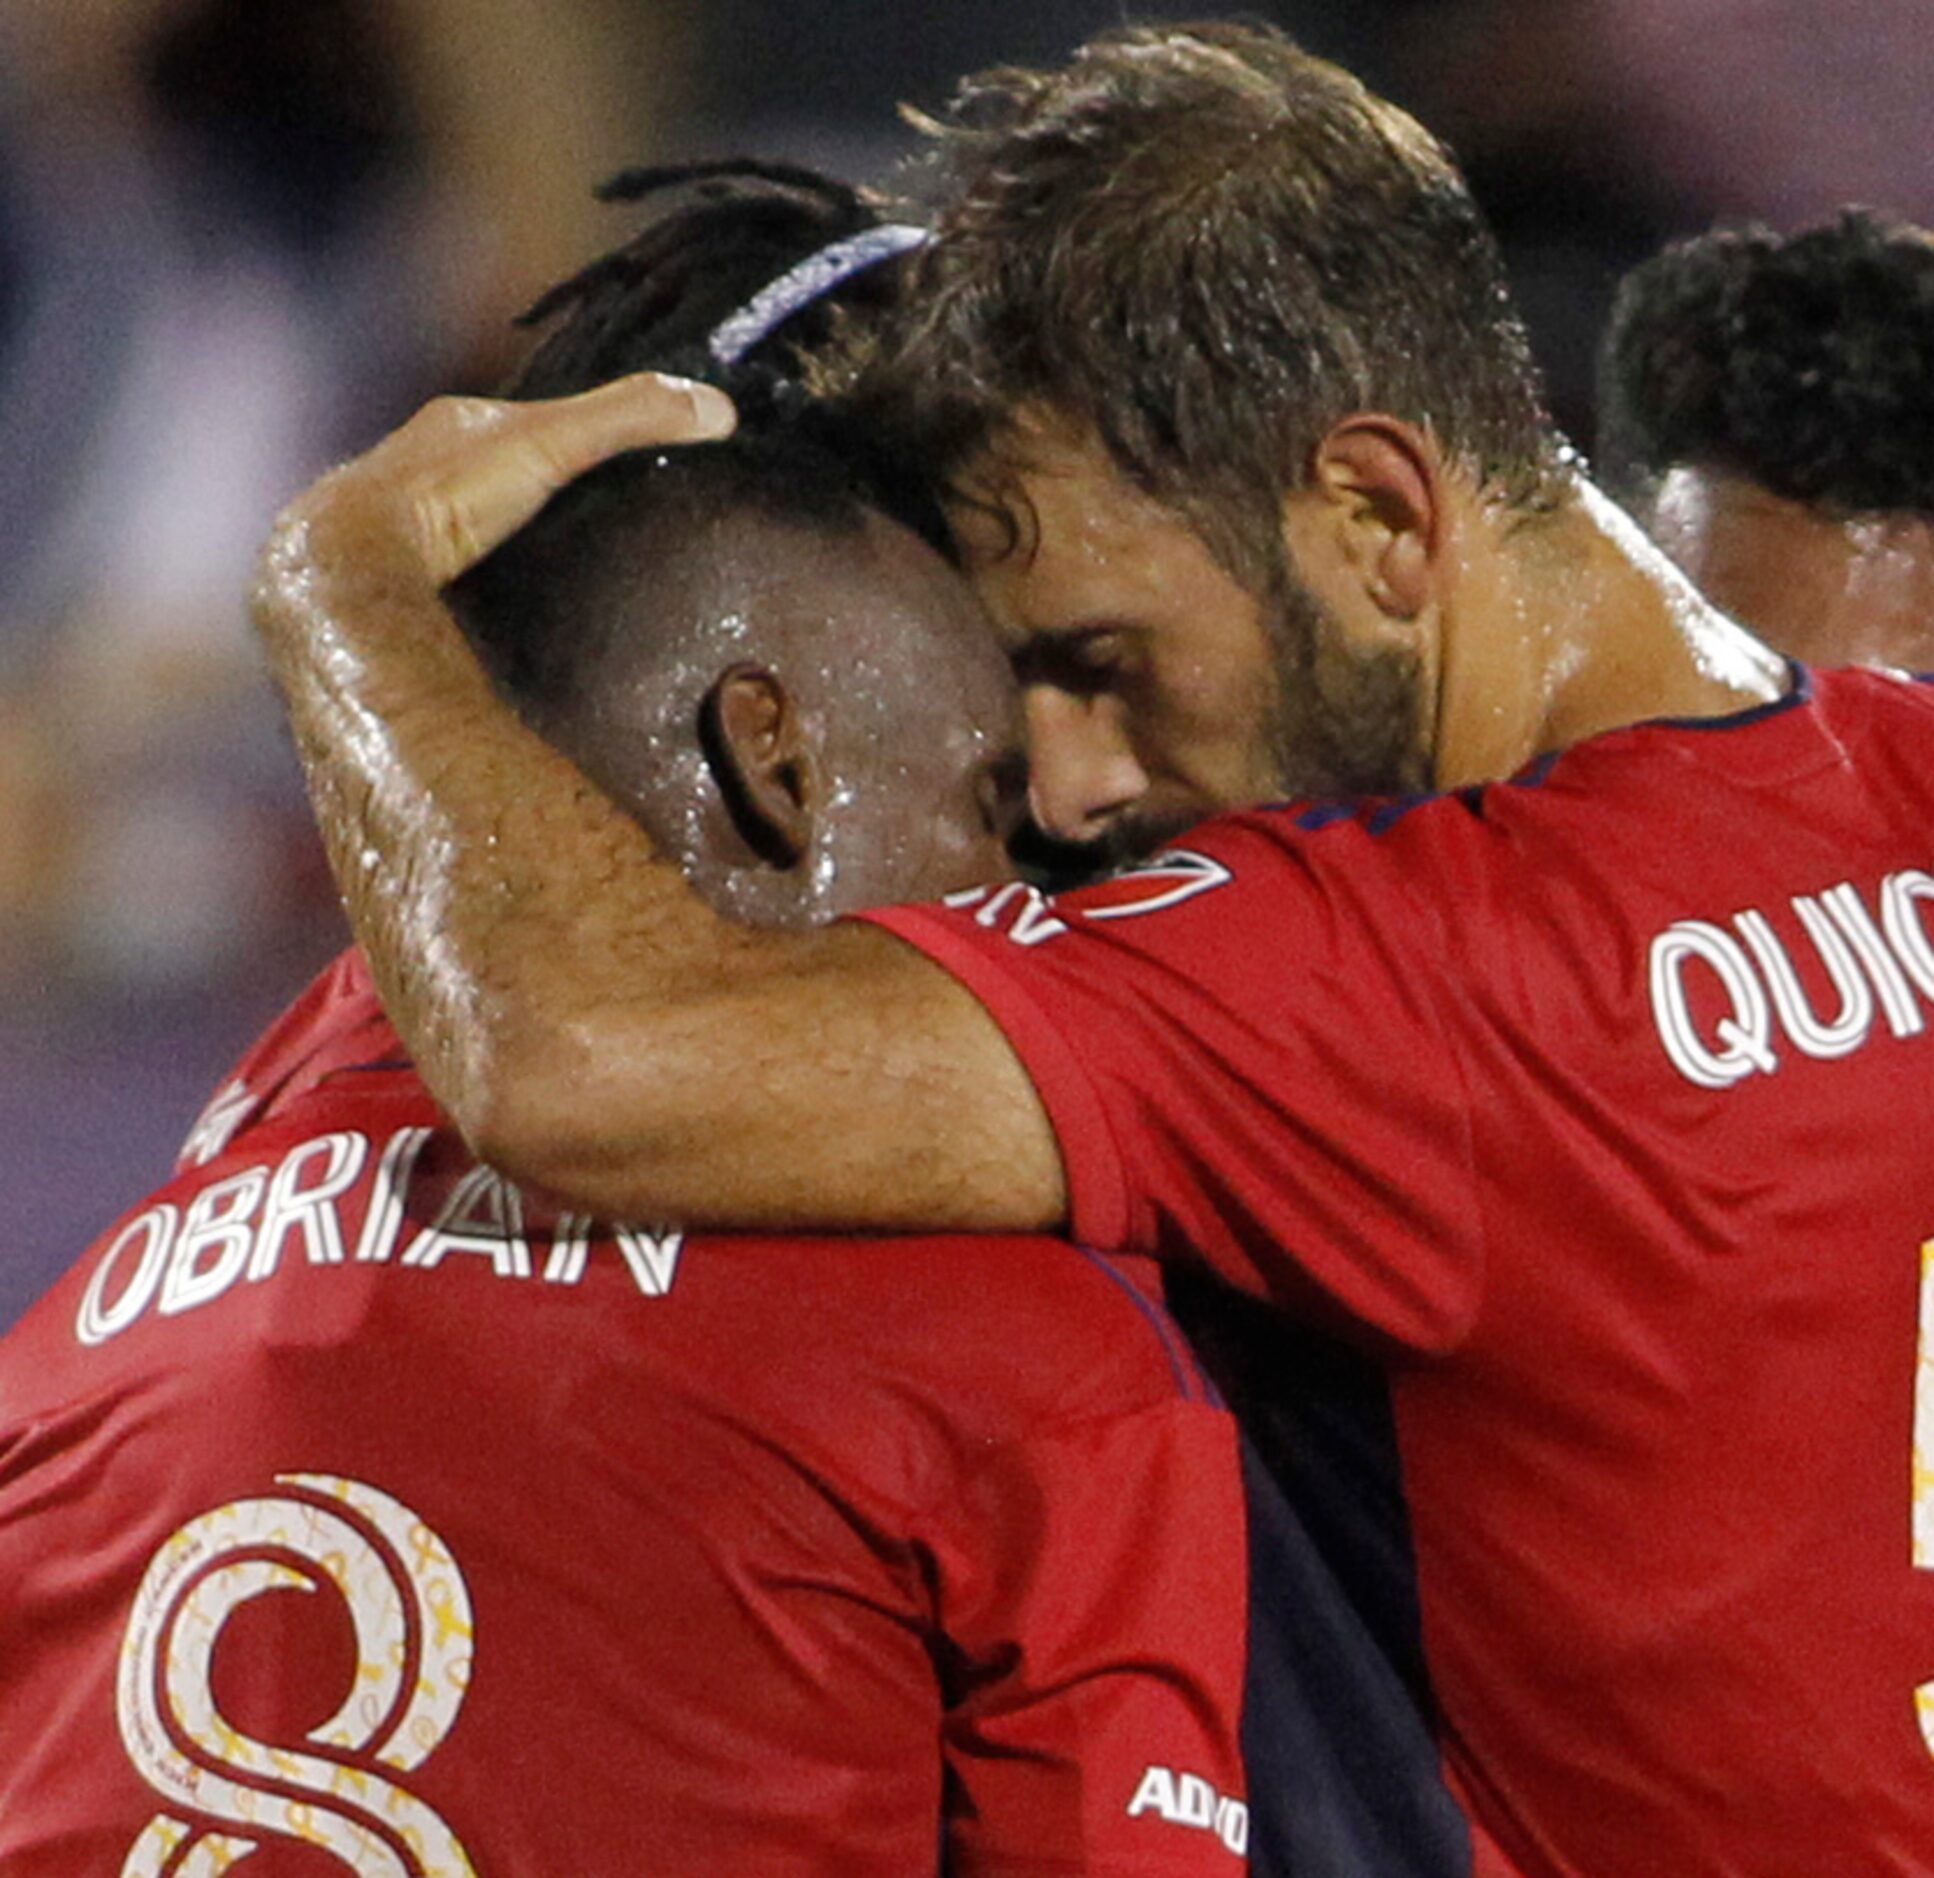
[251,24,1934,1878]
[0,168,1257,1876]
[1596,208,1934,672]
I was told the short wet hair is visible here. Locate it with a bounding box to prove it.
[852,20,1563,588]
[1596,208,1934,519]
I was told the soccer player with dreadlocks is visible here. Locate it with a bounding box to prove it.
[0,165,1256,1874]
[248,24,1934,1876]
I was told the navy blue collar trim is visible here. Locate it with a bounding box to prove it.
[1272,661,1815,836]
[1635,657,1811,734]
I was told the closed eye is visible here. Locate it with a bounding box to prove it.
[1012,625,1136,698]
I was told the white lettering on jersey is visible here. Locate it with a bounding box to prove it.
[179,1079,258,1168]
[543,1213,596,1284]
[944,881,1069,947]
[399,1164,532,1278]
[76,1206,179,1347]
[1126,1764,1249,1857]
[1650,868,1934,1088]
[249,1131,366,1280]
[1911,1236,1934,1756]
[118,1473,477,1874]
[542,1218,684,1295]
[946,848,1232,948]
[159,1168,268,1317]
[612,1227,684,1296]
[75,1126,685,1345]
[353,1126,435,1264]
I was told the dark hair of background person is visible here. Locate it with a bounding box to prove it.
[847,17,1564,592]
[454,160,942,720]
[1594,208,1934,519]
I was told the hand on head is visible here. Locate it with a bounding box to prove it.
[258,372,739,604]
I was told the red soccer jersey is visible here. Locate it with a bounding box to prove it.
[862,664,1934,1877]
[0,951,1251,1877]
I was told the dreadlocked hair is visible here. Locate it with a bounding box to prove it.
[455,158,943,718]
[508,159,880,414]
[505,157,940,540]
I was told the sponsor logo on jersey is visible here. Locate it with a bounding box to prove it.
[1649,866,1934,1088]
[1125,1764,1248,1856]
[945,848,1233,948]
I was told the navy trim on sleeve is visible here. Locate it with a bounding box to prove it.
[1069,1244,1209,1404]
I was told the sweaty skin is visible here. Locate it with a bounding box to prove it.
[949,419,1294,852]
[1641,465,1934,671]
[253,375,1065,1230]
[255,373,1783,1232]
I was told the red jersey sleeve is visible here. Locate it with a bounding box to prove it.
[859,814,1486,1353]
[934,1397,1252,1874]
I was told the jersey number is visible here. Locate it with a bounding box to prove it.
[1915,1241,1934,1758]
[116,1473,478,1876]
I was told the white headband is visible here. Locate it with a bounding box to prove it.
[706,223,930,368]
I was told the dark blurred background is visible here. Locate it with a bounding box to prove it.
[3,0,1929,1327]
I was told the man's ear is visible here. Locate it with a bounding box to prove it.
[1283,415,1443,622]
[700,663,817,869]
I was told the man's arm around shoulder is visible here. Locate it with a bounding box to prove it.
[252,376,1065,1232]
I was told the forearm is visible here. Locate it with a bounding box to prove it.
[255,487,714,1180]
[251,383,1065,1230]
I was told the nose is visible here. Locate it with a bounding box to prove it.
[1023,686,1150,843]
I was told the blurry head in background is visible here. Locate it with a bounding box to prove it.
[453,163,1021,929]
[847,20,1570,860]
[1596,209,1934,671]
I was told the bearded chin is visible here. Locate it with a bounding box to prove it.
[1014,575,1431,893]
[1266,574,1430,801]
